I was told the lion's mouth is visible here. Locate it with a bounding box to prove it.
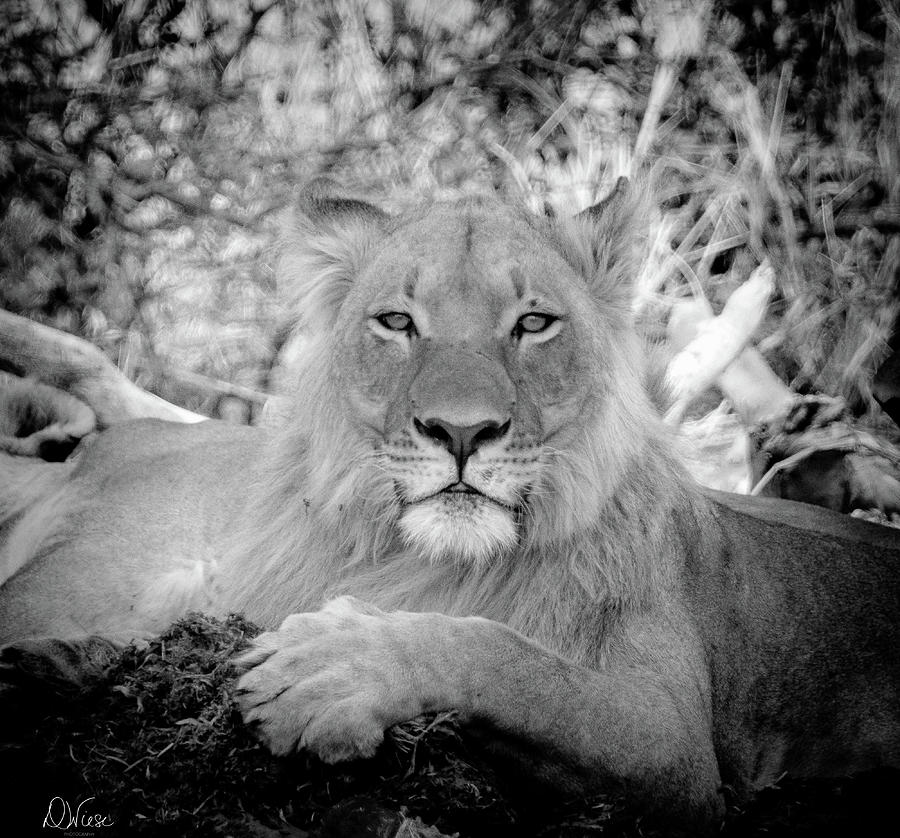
[444,481,480,496]
[415,482,515,511]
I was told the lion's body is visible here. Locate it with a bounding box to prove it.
[0,420,259,641]
[1,189,898,828]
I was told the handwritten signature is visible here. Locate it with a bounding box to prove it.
[42,796,115,830]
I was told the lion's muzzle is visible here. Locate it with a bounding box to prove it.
[409,341,515,476]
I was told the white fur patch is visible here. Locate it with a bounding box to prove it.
[398,494,517,565]
[137,560,215,625]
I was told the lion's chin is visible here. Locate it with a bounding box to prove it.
[398,493,518,566]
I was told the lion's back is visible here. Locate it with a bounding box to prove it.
[0,418,266,644]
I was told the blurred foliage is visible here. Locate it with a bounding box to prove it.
[0,0,897,422]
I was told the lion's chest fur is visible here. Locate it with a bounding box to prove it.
[318,549,619,666]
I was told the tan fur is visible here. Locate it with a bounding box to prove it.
[0,189,898,829]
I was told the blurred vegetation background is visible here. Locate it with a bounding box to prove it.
[0,0,897,435]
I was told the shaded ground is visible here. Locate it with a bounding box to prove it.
[1,614,895,837]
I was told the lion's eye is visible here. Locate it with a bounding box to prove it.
[376,312,414,333]
[514,313,556,337]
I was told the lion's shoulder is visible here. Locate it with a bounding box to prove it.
[688,488,900,636]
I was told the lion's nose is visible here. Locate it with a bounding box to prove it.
[414,416,511,472]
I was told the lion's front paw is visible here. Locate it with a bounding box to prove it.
[235,596,434,762]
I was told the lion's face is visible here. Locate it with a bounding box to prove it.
[282,190,646,567]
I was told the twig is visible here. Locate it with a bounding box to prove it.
[161,367,269,405]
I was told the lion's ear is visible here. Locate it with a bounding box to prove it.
[560,177,647,311]
[279,183,389,332]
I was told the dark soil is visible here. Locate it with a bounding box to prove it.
[0,614,896,837]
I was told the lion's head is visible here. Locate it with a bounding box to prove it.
[230,185,688,632]
[266,185,669,551]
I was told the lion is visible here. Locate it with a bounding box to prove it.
[0,185,898,832]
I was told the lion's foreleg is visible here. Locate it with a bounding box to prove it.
[235,596,723,826]
[444,613,722,824]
